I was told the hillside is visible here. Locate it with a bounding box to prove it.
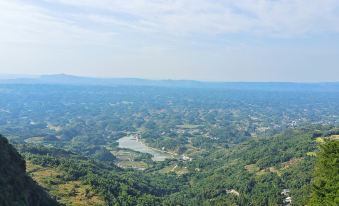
[18,144,183,205]
[163,128,319,205]
[0,135,60,206]
[2,127,338,206]
[16,127,337,206]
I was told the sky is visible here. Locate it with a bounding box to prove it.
[0,0,339,82]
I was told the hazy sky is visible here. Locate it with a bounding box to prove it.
[1,0,339,81]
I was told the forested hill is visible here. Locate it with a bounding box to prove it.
[0,135,60,206]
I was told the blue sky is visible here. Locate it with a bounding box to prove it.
[0,0,339,81]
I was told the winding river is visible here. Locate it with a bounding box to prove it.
[117,135,174,161]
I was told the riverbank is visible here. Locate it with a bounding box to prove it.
[137,139,178,156]
[117,135,175,161]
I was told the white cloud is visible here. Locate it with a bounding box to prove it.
[0,0,116,47]
[40,0,339,36]
[0,0,339,81]
[1,0,338,47]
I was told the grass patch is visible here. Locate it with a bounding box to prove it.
[306,152,317,157]
[256,167,281,177]
[26,161,105,206]
[281,157,304,169]
[245,164,260,173]
[315,137,325,143]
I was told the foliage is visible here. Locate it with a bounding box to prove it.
[16,127,328,205]
[309,140,339,206]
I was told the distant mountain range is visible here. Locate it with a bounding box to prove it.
[0,74,339,91]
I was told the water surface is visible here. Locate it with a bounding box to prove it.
[117,135,173,161]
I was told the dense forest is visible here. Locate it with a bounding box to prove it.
[0,82,338,205]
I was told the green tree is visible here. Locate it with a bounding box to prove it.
[309,140,339,206]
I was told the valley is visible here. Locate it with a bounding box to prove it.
[1,0,339,205]
[0,81,338,205]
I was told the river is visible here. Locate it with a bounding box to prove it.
[117,135,174,161]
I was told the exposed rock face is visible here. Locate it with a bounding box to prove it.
[0,135,60,206]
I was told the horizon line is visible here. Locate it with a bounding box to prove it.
[0,73,338,84]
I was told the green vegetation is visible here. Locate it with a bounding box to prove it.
[11,127,332,205]
[2,126,338,205]
[26,161,105,206]
[163,128,318,205]
[0,84,339,205]
[309,139,339,206]
[18,143,185,206]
